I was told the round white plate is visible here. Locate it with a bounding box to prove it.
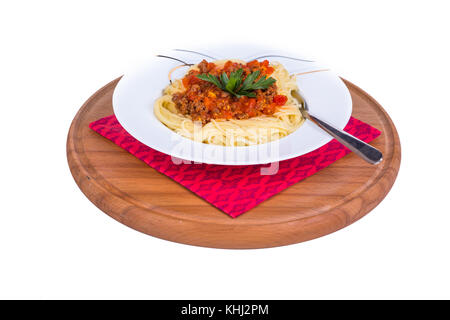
[112,45,352,165]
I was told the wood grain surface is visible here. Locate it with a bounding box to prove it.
[67,78,401,249]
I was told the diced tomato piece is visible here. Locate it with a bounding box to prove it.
[192,75,201,84]
[273,95,288,106]
[222,110,233,119]
[248,98,256,109]
[246,60,259,68]
[203,97,214,109]
[182,77,190,88]
[183,75,201,87]
[223,61,235,72]
[265,66,274,75]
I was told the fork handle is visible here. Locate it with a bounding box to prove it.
[309,115,383,164]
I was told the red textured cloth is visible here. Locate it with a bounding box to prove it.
[89,115,380,218]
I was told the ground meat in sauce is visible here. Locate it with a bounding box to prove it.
[172,59,288,124]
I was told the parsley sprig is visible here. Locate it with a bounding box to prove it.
[196,69,276,98]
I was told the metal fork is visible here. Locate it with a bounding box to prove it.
[292,90,383,165]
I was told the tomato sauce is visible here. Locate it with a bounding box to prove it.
[172,59,288,124]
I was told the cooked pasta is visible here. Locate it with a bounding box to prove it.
[154,59,304,146]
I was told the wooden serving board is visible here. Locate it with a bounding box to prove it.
[67,78,401,249]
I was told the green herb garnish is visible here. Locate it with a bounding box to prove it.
[196,68,276,98]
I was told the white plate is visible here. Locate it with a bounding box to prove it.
[113,45,352,165]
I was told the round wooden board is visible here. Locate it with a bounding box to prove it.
[67,78,401,249]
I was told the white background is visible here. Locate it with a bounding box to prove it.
[1,0,449,299]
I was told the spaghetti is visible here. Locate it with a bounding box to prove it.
[154,59,304,146]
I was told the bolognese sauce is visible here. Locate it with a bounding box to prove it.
[172,59,288,124]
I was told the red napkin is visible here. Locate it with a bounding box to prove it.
[89,115,380,218]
